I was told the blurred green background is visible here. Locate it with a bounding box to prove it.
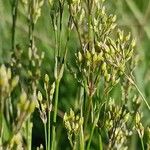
[0,0,150,149]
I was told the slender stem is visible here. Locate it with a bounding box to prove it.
[68,4,83,50]
[47,110,51,150]
[125,74,150,110]
[12,0,18,51]
[73,135,78,150]
[84,96,92,129]
[87,0,92,50]
[87,100,105,149]
[27,120,32,150]
[87,122,95,150]
[87,109,100,150]
[44,123,48,150]
[51,80,60,150]
[99,134,103,150]
[79,87,84,150]
[140,136,145,150]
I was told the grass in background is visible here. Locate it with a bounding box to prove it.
[0,0,150,149]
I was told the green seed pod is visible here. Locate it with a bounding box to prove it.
[102,62,107,72]
[97,52,104,61]
[58,64,64,81]
[131,39,136,48]
[0,65,8,87]
[78,51,82,62]
[93,53,98,62]
[50,82,55,100]
[118,29,124,41]
[63,113,68,122]
[11,76,19,89]
[24,100,30,111]
[86,50,91,60]
[28,101,36,113]
[125,32,131,41]
[70,109,75,119]
[102,6,106,15]
[41,103,47,112]
[105,73,111,82]
[20,91,27,106]
[45,74,49,83]
[135,112,141,124]
[38,91,43,102]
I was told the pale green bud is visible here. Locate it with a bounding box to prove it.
[131,38,136,48]
[125,32,131,41]
[102,62,107,72]
[24,100,30,111]
[20,91,27,105]
[135,112,141,124]
[86,51,91,60]
[28,101,36,113]
[105,73,111,82]
[38,91,43,102]
[11,76,19,89]
[97,52,104,61]
[93,53,98,62]
[78,51,82,62]
[118,29,124,41]
[45,74,49,83]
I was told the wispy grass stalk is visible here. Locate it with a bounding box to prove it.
[12,0,18,51]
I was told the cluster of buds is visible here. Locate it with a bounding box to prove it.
[63,109,83,145]
[104,99,132,149]
[134,112,144,139]
[72,0,136,99]
[75,47,104,95]
[17,91,36,118]
[68,0,81,14]
[36,144,44,150]
[96,30,135,81]
[27,41,45,85]
[0,65,19,98]
[21,0,44,24]
[37,90,47,123]
[15,90,36,134]
[9,133,23,150]
[36,74,55,123]
[93,6,117,40]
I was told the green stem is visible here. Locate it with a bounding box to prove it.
[12,0,18,51]
[79,87,84,150]
[87,0,92,50]
[87,100,105,149]
[99,134,103,150]
[47,110,51,150]
[140,137,145,150]
[87,122,95,150]
[44,123,47,150]
[51,80,60,150]
[73,135,78,150]
[87,111,100,150]
[84,96,92,129]
[126,74,150,110]
[27,120,32,150]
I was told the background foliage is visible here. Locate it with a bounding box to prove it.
[0,0,150,149]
